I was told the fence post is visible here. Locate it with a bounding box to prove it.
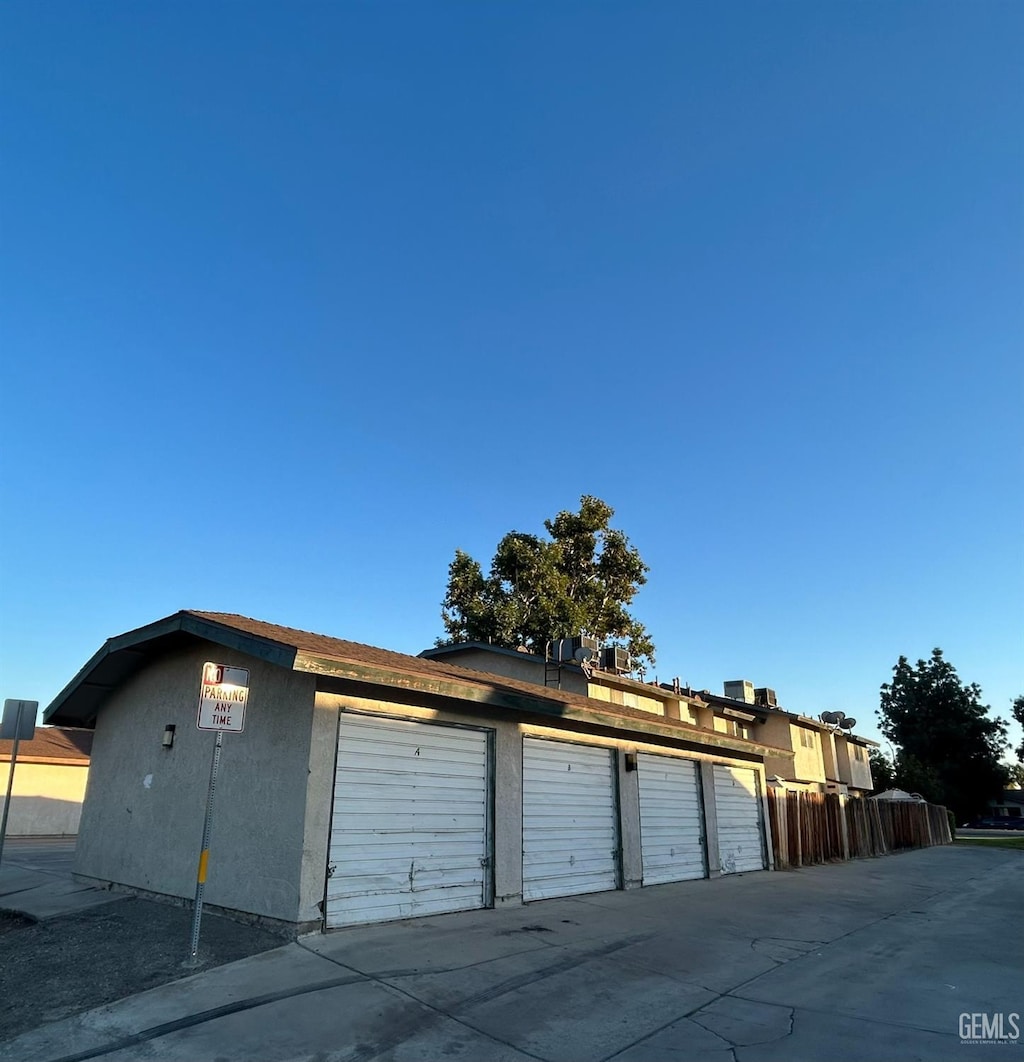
[838,793,850,860]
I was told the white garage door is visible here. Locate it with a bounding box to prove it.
[522,737,619,901]
[637,754,706,885]
[713,764,766,874]
[326,714,490,928]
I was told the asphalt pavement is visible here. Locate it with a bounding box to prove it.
[2,841,1022,1062]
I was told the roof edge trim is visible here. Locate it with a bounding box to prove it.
[295,651,779,760]
[44,611,298,725]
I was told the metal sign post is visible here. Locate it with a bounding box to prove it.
[0,699,38,868]
[189,729,223,961]
[188,664,248,964]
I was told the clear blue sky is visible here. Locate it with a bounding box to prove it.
[2,2,1021,756]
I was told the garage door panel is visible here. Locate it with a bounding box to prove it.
[713,765,766,875]
[337,763,483,779]
[332,813,486,834]
[327,715,490,928]
[521,825,618,842]
[338,754,487,773]
[328,865,484,895]
[637,754,706,886]
[523,813,616,827]
[331,850,485,872]
[334,772,489,794]
[330,888,483,922]
[522,737,618,902]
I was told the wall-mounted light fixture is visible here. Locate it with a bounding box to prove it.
[162,724,176,749]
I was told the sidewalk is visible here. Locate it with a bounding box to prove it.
[0,839,284,1042]
[0,838,123,921]
[2,844,1021,1062]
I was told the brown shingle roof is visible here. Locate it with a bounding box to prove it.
[191,611,469,679]
[187,611,756,744]
[0,726,92,764]
[189,610,624,715]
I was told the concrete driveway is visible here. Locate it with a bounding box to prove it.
[3,844,1021,1062]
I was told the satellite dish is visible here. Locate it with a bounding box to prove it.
[840,717,856,730]
[573,646,598,664]
[820,711,840,725]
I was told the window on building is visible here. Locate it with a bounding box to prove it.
[799,728,815,748]
[852,744,866,762]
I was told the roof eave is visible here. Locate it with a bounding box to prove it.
[295,651,778,762]
[44,611,298,727]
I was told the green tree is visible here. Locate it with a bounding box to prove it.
[439,495,655,673]
[878,649,1008,822]
[868,749,896,792]
[1012,694,1024,761]
[1005,762,1024,789]
[868,748,941,798]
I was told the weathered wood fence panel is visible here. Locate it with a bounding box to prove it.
[767,789,952,870]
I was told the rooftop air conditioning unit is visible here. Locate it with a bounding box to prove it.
[548,635,600,664]
[600,646,631,674]
[723,680,755,704]
[754,687,778,708]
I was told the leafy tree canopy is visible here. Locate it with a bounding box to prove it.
[438,495,655,673]
[878,649,1008,821]
[868,749,896,793]
[868,749,942,799]
[1012,694,1024,762]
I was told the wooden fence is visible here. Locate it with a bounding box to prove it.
[767,789,952,870]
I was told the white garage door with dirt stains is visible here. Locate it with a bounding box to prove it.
[326,713,491,927]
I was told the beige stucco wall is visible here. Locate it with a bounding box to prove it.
[0,761,89,835]
[844,740,874,790]
[429,647,589,695]
[74,642,318,927]
[834,737,851,785]
[759,714,828,787]
[820,731,839,780]
[586,682,665,716]
[790,725,826,783]
[759,714,792,752]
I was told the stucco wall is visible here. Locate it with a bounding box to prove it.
[820,731,839,781]
[759,714,792,753]
[790,725,826,783]
[845,741,874,790]
[587,682,665,716]
[428,647,588,695]
[0,762,88,835]
[834,738,852,785]
[74,642,317,926]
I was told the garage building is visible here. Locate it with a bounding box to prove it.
[45,611,775,934]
